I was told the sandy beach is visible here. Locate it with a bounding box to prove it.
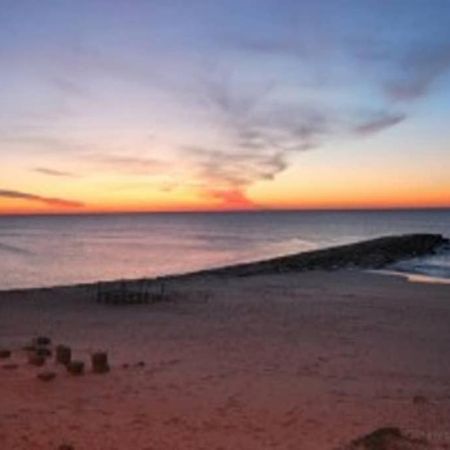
[1,267,450,450]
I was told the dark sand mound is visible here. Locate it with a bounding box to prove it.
[340,427,430,450]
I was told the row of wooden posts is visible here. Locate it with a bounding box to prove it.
[0,336,111,378]
[96,279,168,304]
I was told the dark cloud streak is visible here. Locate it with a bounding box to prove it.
[354,112,406,135]
[383,44,450,101]
[0,189,84,208]
[34,167,79,177]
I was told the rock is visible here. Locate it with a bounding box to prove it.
[34,336,51,346]
[56,345,72,365]
[67,360,84,375]
[0,349,11,359]
[91,352,110,374]
[28,353,46,366]
[37,371,56,382]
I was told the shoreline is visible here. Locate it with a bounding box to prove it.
[369,269,450,285]
[1,233,447,294]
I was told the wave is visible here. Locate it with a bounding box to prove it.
[388,243,450,280]
[0,242,32,255]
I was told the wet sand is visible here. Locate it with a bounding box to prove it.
[1,269,450,449]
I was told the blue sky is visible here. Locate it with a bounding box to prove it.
[1,0,450,212]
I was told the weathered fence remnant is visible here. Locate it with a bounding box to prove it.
[96,279,168,305]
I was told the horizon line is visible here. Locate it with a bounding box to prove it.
[1,205,450,218]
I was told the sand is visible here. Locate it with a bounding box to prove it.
[1,270,450,449]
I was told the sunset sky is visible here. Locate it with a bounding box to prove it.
[1,0,450,214]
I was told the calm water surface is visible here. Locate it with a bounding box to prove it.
[0,210,449,289]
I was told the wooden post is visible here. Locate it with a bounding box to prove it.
[35,346,52,357]
[67,360,84,375]
[56,345,72,365]
[91,352,110,373]
[97,282,102,302]
[34,336,51,346]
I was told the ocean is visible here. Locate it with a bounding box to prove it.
[0,209,449,290]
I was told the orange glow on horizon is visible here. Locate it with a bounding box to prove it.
[1,191,449,216]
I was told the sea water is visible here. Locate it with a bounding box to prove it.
[0,209,449,290]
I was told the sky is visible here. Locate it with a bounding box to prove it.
[1,0,450,214]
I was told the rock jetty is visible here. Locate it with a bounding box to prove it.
[199,234,448,278]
